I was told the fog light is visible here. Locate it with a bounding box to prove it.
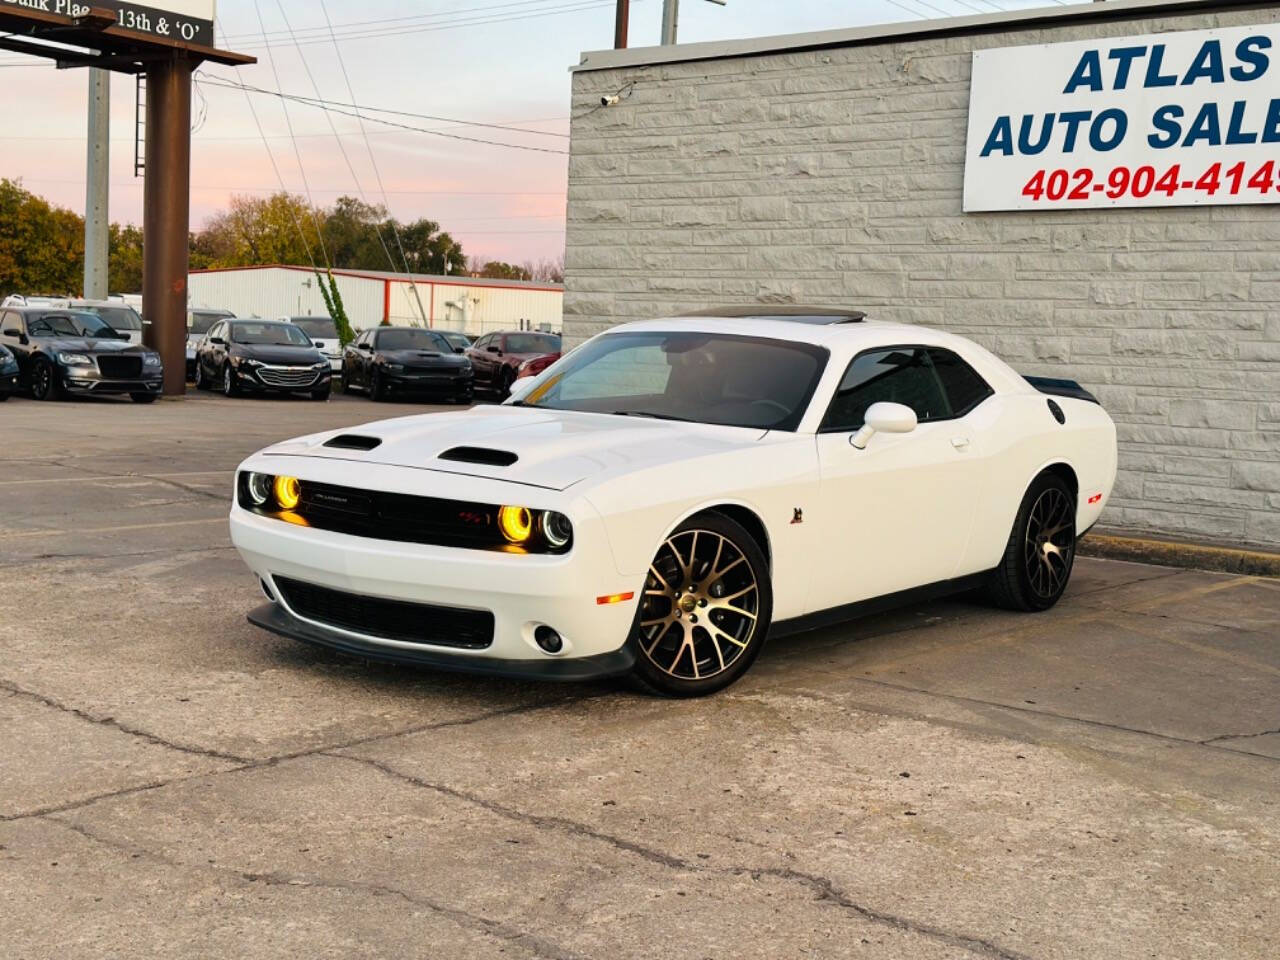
[534,625,563,654]
[247,472,273,506]
[274,475,302,510]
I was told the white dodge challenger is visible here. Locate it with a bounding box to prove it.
[230,307,1117,696]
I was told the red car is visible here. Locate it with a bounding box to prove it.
[514,352,561,381]
[466,331,561,398]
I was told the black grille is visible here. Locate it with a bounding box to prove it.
[97,355,143,378]
[274,576,493,649]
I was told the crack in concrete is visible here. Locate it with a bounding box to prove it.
[1202,727,1280,745]
[0,545,237,568]
[738,867,1032,960]
[0,678,251,765]
[0,694,590,822]
[42,816,582,960]
[327,752,1031,960]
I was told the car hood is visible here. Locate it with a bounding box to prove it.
[268,406,769,491]
[235,343,324,364]
[380,349,469,368]
[36,337,149,354]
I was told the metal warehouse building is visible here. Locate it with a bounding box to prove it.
[565,0,1280,550]
[189,265,563,337]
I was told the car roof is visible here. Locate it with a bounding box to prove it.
[677,304,867,324]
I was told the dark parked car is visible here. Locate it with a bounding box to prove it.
[187,308,235,379]
[466,331,561,399]
[0,344,19,400]
[193,318,331,400]
[341,326,474,403]
[0,306,163,402]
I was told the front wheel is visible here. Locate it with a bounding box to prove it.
[630,512,772,698]
[985,472,1077,612]
[370,369,388,402]
[222,364,239,398]
[130,392,158,404]
[31,358,61,401]
[311,385,331,402]
[193,360,207,390]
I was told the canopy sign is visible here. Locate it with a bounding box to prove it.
[0,1,216,45]
[964,23,1280,211]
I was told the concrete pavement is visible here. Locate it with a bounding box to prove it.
[1,391,1277,959]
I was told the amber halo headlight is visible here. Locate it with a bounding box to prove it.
[542,511,572,549]
[274,475,302,510]
[497,505,533,544]
[246,472,274,506]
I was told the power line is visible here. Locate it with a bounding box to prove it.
[198,75,570,156]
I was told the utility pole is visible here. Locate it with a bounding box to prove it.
[614,0,629,48]
[84,68,110,300]
[661,0,678,45]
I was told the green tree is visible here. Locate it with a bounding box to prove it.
[0,178,83,296]
[477,260,532,281]
[109,224,144,293]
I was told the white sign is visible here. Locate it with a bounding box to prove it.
[964,23,1280,211]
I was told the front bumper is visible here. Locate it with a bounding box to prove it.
[62,368,163,396]
[383,370,474,397]
[0,368,18,395]
[234,366,332,393]
[230,503,642,675]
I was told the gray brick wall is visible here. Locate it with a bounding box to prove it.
[565,7,1280,549]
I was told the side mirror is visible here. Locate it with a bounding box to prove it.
[506,377,536,404]
[454,346,465,354]
[3,328,20,338]
[210,336,225,346]
[851,402,917,450]
[486,345,501,355]
[358,342,372,352]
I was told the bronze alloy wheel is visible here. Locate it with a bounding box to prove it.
[1024,486,1076,601]
[634,519,769,693]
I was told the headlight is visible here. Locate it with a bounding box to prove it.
[143,353,162,367]
[542,511,573,548]
[313,361,329,369]
[497,505,533,544]
[58,352,92,366]
[232,357,261,368]
[384,363,404,373]
[246,472,273,506]
[273,476,302,510]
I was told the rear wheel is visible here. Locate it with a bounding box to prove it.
[630,513,772,698]
[985,472,1077,612]
[31,358,61,401]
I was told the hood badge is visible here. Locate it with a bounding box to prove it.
[791,508,804,525]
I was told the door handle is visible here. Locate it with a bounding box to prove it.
[951,437,970,451]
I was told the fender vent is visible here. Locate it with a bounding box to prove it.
[324,435,382,451]
[439,446,519,467]
[1047,399,1066,425]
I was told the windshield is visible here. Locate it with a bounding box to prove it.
[190,311,232,335]
[231,322,312,346]
[76,305,142,331]
[28,312,117,339]
[291,317,338,338]
[376,329,451,352]
[504,334,560,354]
[520,332,828,431]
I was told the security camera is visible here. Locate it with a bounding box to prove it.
[601,94,620,107]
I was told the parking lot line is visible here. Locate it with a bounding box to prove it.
[0,517,227,540]
[0,470,231,487]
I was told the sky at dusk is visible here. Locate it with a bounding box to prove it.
[0,0,1078,266]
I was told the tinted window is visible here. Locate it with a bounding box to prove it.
[524,332,828,432]
[28,312,115,338]
[376,329,451,351]
[822,347,948,432]
[472,335,491,351]
[231,322,311,346]
[928,348,992,417]
[77,305,142,331]
[292,317,338,338]
[190,311,232,334]
[504,334,560,354]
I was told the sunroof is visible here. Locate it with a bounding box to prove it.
[678,305,866,324]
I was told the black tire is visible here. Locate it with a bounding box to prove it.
[370,369,388,402]
[31,358,61,401]
[193,360,207,391]
[311,385,331,402]
[985,472,1077,612]
[495,367,515,400]
[130,392,158,404]
[630,512,773,698]
[221,364,239,398]
[0,393,9,402]
[338,367,351,394]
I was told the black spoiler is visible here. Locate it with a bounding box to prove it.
[1024,376,1100,405]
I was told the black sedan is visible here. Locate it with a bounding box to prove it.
[0,307,163,402]
[341,326,473,403]
[193,318,331,400]
[0,344,19,400]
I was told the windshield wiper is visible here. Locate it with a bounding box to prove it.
[611,410,696,423]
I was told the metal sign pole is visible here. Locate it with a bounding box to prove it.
[84,67,110,300]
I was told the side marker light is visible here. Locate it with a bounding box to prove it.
[596,592,635,606]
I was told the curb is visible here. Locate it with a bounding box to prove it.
[1079,532,1280,578]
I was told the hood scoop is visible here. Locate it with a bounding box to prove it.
[324,434,383,451]
[438,446,519,467]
